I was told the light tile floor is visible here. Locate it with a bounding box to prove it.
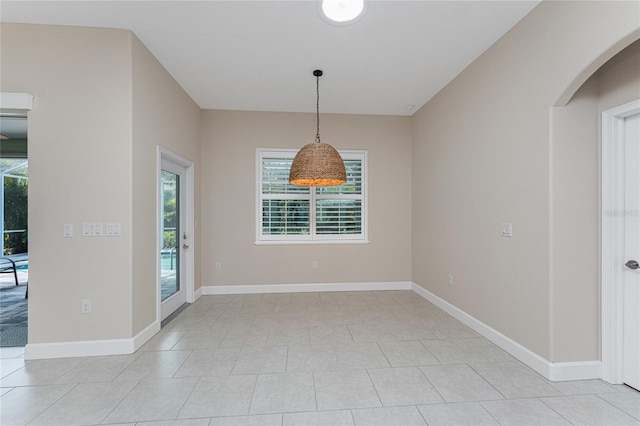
[1,290,639,426]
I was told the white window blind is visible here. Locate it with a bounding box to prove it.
[257,149,368,244]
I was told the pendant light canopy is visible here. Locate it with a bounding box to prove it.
[289,70,346,187]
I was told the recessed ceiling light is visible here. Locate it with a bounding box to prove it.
[320,0,365,24]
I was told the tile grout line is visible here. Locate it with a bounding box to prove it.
[415,365,447,405]
[26,381,82,425]
[594,392,640,422]
[98,378,141,425]
[476,399,506,425]
[172,376,202,422]
[312,370,319,414]
[466,362,509,401]
[246,372,260,416]
[364,368,384,409]
[538,395,580,425]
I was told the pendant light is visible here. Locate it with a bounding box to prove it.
[289,70,346,187]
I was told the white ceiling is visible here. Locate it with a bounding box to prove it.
[1,1,539,116]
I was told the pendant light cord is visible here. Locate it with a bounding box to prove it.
[315,73,321,143]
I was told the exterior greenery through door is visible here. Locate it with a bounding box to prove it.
[1,160,28,255]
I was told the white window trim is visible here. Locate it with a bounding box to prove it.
[256,148,369,245]
[0,92,34,112]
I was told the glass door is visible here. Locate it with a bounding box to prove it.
[160,158,187,320]
[0,115,29,348]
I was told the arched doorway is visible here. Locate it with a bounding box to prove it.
[549,38,639,382]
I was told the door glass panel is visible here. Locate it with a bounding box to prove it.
[2,160,29,256]
[161,170,179,301]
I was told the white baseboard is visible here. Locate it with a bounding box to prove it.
[201,281,413,295]
[24,320,161,360]
[548,361,601,382]
[133,320,160,352]
[411,282,601,382]
[25,338,134,360]
[193,286,203,300]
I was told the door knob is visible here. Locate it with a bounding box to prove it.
[626,260,639,270]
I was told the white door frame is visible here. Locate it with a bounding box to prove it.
[157,146,195,324]
[601,99,640,384]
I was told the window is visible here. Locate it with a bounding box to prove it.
[257,149,368,244]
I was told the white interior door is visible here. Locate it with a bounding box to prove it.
[160,157,188,321]
[622,112,640,391]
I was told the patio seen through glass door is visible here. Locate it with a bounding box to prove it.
[160,159,187,321]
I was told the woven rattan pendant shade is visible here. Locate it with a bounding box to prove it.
[289,141,346,186]
[289,70,346,187]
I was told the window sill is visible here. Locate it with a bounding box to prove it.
[255,240,370,246]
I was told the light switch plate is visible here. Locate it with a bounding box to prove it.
[105,222,121,237]
[500,223,513,237]
[82,222,103,237]
[63,224,73,238]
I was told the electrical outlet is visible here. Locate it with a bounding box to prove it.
[447,273,454,286]
[81,299,92,314]
[312,260,318,269]
[215,262,222,271]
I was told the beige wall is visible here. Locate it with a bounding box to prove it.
[1,23,200,347]
[412,1,639,361]
[200,110,412,287]
[1,24,133,342]
[551,40,640,362]
[131,35,201,334]
[550,79,600,362]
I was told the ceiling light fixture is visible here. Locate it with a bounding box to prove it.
[289,70,346,187]
[320,0,365,24]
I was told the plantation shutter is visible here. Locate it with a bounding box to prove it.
[257,150,367,243]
